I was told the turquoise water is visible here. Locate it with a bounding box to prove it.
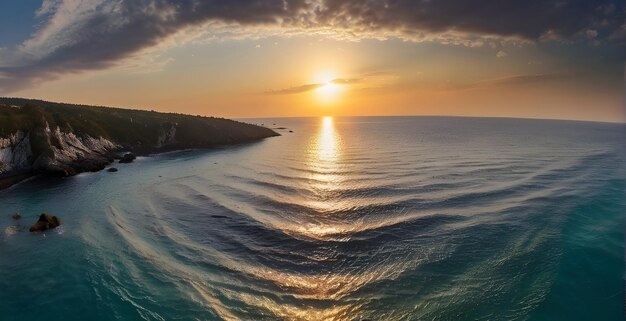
[0,116,624,320]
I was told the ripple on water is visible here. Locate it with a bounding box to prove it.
[2,117,623,321]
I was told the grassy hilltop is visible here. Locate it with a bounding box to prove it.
[0,98,278,185]
[0,98,278,151]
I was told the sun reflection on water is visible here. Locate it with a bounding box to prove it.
[317,116,339,162]
[305,117,344,213]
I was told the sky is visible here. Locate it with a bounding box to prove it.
[0,1,624,122]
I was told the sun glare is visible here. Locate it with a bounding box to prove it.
[314,70,342,104]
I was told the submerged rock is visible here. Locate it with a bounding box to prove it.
[29,213,61,232]
[119,153,136,164]
[5,225,25,237]
[11,212,21,220]
[107,167,118,172]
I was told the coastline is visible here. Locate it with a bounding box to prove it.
[0,136,279,191]
[0,98,280,192]
[0,172,35,190]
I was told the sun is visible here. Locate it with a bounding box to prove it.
[317,80,340,97]
[313,70,342,104]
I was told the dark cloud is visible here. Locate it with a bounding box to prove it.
[609,23,626,43]
[0,0,624,93]
[0,0,310,93]
[316,0,624,40]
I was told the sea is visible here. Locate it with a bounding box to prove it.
[0,116,624,321]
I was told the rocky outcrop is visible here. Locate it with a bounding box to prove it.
[0,131,33,174]
[0,98,279,188]
[119,153,136,163]
[29,213,61,232]
[30,123,119,176]
[0,120,119,178]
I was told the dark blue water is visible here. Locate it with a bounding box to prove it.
[0,116,624,320]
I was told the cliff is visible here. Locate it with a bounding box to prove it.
[0,98,279,184]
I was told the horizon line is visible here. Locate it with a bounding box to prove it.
[1,96,624,125]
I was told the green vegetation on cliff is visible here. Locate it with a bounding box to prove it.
[0,97,279,151]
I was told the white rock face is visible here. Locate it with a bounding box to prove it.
[47,126,119,165]
[0,125,120,175]
[0,131,33,174]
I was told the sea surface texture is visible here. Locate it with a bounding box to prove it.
[1,116,624,320]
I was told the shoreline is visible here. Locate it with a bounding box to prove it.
[0,98,280,192]
[0,136,279,191]
[0,173,35,190]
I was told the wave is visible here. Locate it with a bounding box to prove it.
[64,118,626,320]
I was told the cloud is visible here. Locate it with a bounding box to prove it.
[477,73,576,86]
[263,72,392,94]
[609,23,626,43]
[331,78,361,85]
[263,78,358,95]
[264,83,325,95]
[313,0,625,45]
[0,0,623,94]
[586,29,599,39]
[431,72,578,91]
[35,0,62,17]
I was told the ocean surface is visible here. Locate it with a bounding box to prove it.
[0,116,624,321]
